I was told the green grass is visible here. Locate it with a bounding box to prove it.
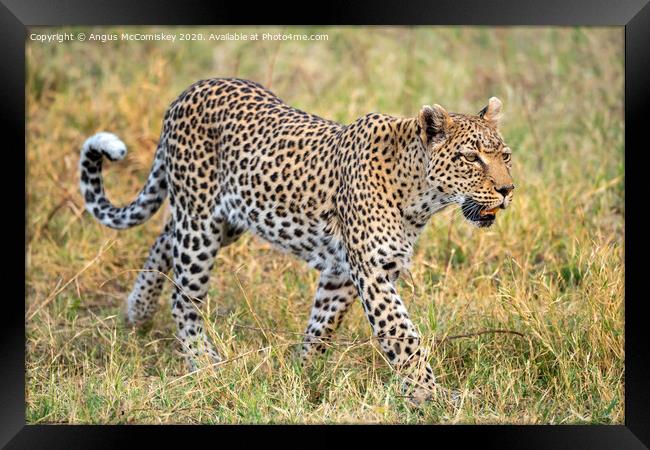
[26,26,624,424]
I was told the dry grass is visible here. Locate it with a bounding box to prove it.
[26,26,624,424]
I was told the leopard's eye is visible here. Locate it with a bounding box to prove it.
[502,152,511,163]
[463,153,479,163]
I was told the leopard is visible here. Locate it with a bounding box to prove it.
[79,77,514,404]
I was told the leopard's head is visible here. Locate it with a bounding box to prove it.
[417,97,514,228]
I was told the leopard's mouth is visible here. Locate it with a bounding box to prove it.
[461,198,501,228]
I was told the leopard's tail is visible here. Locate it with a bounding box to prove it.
[79,132,168,230]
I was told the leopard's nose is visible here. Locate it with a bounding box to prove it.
[495,184,515,198]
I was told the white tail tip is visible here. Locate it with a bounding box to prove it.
[83,132,127,160]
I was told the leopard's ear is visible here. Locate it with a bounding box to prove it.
[478,97,503,127]
[418,104,453,146]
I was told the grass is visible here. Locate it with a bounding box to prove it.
[26,26,624,424]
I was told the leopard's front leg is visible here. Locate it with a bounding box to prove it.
[349,260,441,404]
[301,272,358,364]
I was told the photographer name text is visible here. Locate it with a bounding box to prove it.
[29,32,329,44]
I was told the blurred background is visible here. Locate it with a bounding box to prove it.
[26,26,624,424]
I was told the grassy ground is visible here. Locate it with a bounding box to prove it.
[26,26,624,424]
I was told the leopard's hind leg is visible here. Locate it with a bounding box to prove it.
[168,211,229,370]
[125,216,173,327]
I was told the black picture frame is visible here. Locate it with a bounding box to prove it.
[5,0,648,447]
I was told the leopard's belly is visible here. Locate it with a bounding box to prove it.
[215,192,350,275]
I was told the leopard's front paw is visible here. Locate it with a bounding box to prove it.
[401,379,461,407]
[184,353,222,373]
[179,337,222,373]
[122,302,154,334]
